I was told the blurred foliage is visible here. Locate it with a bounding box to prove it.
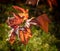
[0,1,60,51]
[0,24,58,51]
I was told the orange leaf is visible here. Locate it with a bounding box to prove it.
[36,14,51,33]
[19,27,32,44]
[24,28,32,44]
[6,13,24,27]
[12,13,24,25]
[18,12,29,21]
[12,6,29,21]
[9,32,16,45]
[19,30,25,44]
[12,6,26,13]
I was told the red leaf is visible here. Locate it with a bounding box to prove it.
[6,13,24,27]
[19,30,25,44]
[9,32,16,45]
[47,0,58,8]
[19,27,32,44]
[12,6,26,13]
[36,14,51,33]
[12,13,24,25]
[12,6,29,20]
[24,28,32,44]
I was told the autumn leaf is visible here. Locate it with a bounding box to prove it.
[47,0,58,8]
[12,6,26,13]
[36,14,51,33]
[12,12,24,25]
[24,28,32,44]
[9,32,16,45]
[12,6,29,20]
[19,27,32,44]
[19,30,25,44]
